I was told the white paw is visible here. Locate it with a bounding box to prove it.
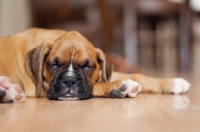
[171,78,191,94]
[7,84,27,102]
[122,79,142,97]
[0,76,27,103]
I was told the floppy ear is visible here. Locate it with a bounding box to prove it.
[25,43,52,96]
[96,48,112,82]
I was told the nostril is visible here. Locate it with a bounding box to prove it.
[71,81,75,86]
[63,81,68,85]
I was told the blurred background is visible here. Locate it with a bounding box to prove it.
[0,0,200,80]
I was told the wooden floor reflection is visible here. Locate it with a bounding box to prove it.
[0,85,200,132]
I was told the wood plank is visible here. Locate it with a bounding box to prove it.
[0,85,199,132]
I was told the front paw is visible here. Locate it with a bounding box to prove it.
[109,79,142,98]
[0,76,26,103]
[171,78,191,94]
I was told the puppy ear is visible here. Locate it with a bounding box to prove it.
[96,48,112,82]
[25,43,52,96]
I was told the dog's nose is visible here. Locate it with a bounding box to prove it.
[62,76,78,88]
[61,71,78,89]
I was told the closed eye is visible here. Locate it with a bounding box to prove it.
[79,59,95,69]
[47,57,62,73]
[50,64,59,70]
[79,60,88,69]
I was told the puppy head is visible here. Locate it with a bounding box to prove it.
[26,31,112,100]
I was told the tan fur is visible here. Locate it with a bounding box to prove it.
[0,28,186,99]
[110,72,174,93]
[0,28,66,97]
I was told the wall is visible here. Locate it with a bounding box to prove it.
[0,0,32,36]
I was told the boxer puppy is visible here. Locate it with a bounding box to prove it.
[0,28,191,103]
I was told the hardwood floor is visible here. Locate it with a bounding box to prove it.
[0,80,200,132]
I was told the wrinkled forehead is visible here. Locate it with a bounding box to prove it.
[51,39,86,55]
[51,31,95,54]
[48,36,97,64]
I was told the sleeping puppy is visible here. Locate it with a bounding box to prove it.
[0,28,191,103]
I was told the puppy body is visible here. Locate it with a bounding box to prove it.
[0,28,191,102]
[0,28,66,97]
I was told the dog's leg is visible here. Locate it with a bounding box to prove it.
[0,76,26,103]
[110,72,191,94]
[92,80,142,98]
